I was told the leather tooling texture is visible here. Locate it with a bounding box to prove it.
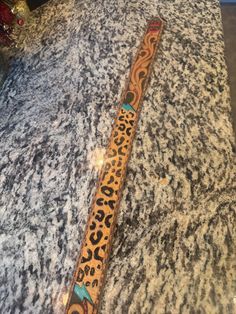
[1,1,236,313]
[66,18,164,314]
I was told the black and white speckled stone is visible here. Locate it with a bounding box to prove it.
[0,0,236,313]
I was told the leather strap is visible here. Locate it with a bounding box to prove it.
[66,17,164,314]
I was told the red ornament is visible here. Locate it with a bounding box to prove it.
[17,18,24,26]
[0,1,29,47]
[0,2,15,25]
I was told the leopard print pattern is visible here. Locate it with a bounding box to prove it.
[66,18,164,314]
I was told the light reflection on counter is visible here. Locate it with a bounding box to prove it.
[87,148,106,171]
[62,292,69,307]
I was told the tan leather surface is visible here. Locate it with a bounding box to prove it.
[66,18,164,314]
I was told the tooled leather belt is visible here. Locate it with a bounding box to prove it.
[66,17,165,314]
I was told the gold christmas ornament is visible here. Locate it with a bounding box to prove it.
[2,0,29,26]
[12,0,30,26]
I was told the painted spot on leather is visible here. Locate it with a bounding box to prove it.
[114,136,125,146]
[101,186,114,197]
[81,249,93,264]
[90,222,96,230]
[89,231,103,245]
[94,209,105,222]
[118,146,126,156]
[94,247,103,262]
[105,215,112,228]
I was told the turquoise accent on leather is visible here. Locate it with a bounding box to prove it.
[122,103,136,112]
[74,283,93,304]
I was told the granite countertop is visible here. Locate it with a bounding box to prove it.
[0,0,236,313]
